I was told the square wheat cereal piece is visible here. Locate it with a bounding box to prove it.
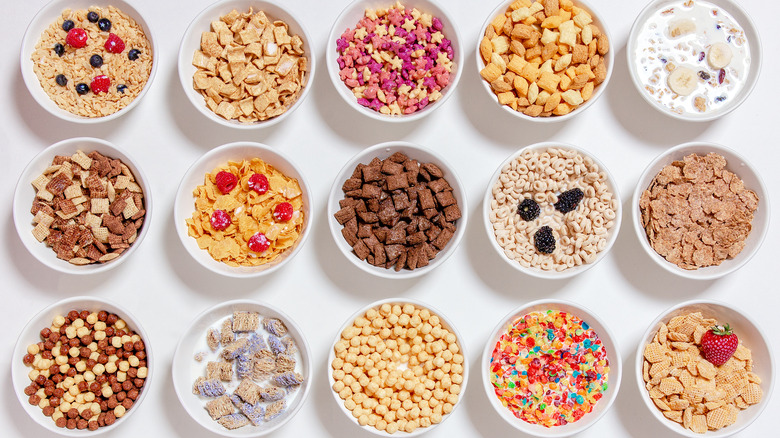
[741,382,762,405]
[234,378,261,405]
[232,311,259,332]
[32,174,50,191]
[207,361,234,381]
[218,413,250,429]
[207,328,221,351]
[663,410,684,423]
[689,414,708,434]
[733,344,751,361]
[264,399,287,421]
[91,198,110,214]
[706,406,731,430]
[71,151,93,170]
[659,377,684,396]
[221,318,235,343]
[32,223,50,242]
[653,397,671,411]
[253,356,276,380]
[222,337,249,360]
[205,395,235,420]
[259,386,286,402]
[275,354,296,373]
[262,317,287,336]
[644,342,667,363]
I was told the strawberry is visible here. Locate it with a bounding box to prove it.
[701,324,738,366]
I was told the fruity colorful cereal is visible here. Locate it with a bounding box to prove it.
[489,310,609,427]
[335,2,454,115]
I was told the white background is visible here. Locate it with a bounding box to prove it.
[2,0,777,437]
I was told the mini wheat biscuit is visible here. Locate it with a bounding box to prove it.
[206,395,235,420]
[207,361,234,381]
[232,311,260,332]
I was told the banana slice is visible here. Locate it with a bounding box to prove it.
[668,19,696,38]
[708,42,733,69]
[668,67,698,96]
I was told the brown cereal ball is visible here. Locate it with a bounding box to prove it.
[98,311,108,322]
[88,421,99,431]
[77,419,88,429]
[42,406,55,417]
[79,310,89,320]
[66,418,77,429]
[24,385,37,396]
[23,354,34,365]
[67,408,79,419]
[122,398,133,410]
[105,412,116,425]
[49,396,61,408]
[127,389,139,400]
[55,417,67,428]
[28,395,40,406]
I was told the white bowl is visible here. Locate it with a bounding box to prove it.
[627,0,762,121]
[12,137,153,275]
[483,142,622,279]
[172,299,312,437]
[12,296,154,436]
[635,300,774,437]
[178,0,315,129]
[174,142,312,278]
[327,298,468,436]
[327,141,467,279]
[326,0,463,122]
[482,299,621,437]
[475,0,613,122]
[21,0,158,123]
[631,142,769,280]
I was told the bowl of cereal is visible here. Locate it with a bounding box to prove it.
[12,137,152,275]
[627,0,762,121]
[178,0,314,129]
[174,141,312,278]
[326,0,463,122]
[172,299,311,436]
[12,296,153,435]
[483,142,621,279]
[636,300,774,437]
[328,298,468,436]
[632,142,769,280]
[483,299,621,437]
[328,141,467,279]
[476,0,613,121]
[21,0,157,122]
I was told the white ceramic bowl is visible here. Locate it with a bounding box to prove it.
[12,296,154,436]
[172,299,312,437]
[328,298,468,436]
[174,142,312,278]
[326,0,463,122]
[327,141,467,279]
[476,0,613,122]
[178,0,315,129]
[627,0,762,121]
[483,142,621,279]
[635,300,774,437]
[21,0,158,123]
[631,142,769,280]
[482,299,621,437]
[12,137,153,275]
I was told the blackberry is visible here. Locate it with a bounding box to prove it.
[90,54,103,68]
[554,188,584,214]
[55,74,68,86]
[534,226,555,254]
[62,20,74,31]
[128,49,141,61]
[87,11,99,23]
[517,198,540,222]
[98,18,112,32]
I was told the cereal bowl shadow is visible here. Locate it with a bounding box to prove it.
[615,348,673,438]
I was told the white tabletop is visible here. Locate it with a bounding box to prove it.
[3,0,778,437]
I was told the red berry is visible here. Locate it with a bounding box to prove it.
[90,75,111,94]
[248,232,270,253]
[701,324,739,366]
[273,202,294,222]
[209,210,231,230]
[248,173,269,194]
[215,171,238,194]
[66,28,88,48]
[104,33,125,53]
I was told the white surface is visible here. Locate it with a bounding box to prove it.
[2,0,778,437]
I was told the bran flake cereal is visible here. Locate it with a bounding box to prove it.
[186,158,304,267]
[639,153,758,270]
[489,310,609,427]
[642,312,762,433]
[31,6,153,117]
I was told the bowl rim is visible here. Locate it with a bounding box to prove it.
[326,141,468,279]
[625,0,763,122]
[171,298,313,437]
[173,141,313,278]
[481,298,622,437]
[474,0,614,123]
[12,295,154,436]
[20,0,159,124]
[630,141,770,280]
[633,299,776,437]
[482,141,622,279]
[326,297,469,436]
[325,0,464,123]
[12,136,154,275]
[176,0,316,130]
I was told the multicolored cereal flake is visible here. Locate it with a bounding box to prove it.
[489,310,609,427]
[336,2,454,115]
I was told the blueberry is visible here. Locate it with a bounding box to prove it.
[98,18,111,32]
[55,74,68,86]
[127,49,141,61]
[53,43,65,57]
[62,20,74,31]
[88,54,103,68]
[75,83,90,95]
[87,11,99,22]
[116,84,127,93]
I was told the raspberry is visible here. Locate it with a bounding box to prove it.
[65,28,88,48]
[210,210,231,231]
[215,171,238,194]
[248,232,270,253]
[104,33,125,53]
[90,75,111,94]
[248,173,269,194]
[273,202,294,222]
